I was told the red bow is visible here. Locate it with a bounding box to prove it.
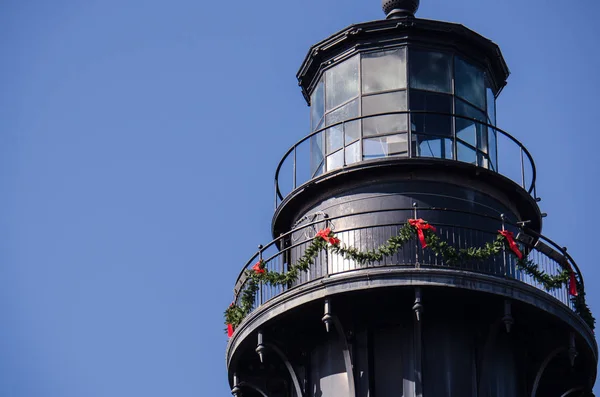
[252,260,266,274]
[409,219,437,248]
[498,230,523,260]
[227,323,234,337]
[316,228,340,246]
[563,263,578,297]
[568,272,578,296]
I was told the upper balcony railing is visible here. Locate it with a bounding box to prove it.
[230,207,590,330]
[274,111,537,208]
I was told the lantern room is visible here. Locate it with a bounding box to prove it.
[309,48,498,177]
[297,3,510,184]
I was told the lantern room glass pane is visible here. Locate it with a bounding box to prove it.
[457,141,477,165]
[344,120,360,144]
[455,57,485,110]
[310,131,325,177]
[326,99,360,148]
[456,99,486,149]
[363,91,408,137]
[325,56,359,111]
[489,128,497,171]
[486,86,496,125]
[311,78,325,131]
[410,90,452,137]
[345,141,361,165]
[326,149,344,172]
[409,50,451,93]
[362,48,407,94]
[325,127,343,154]
[363,134,409,159]
[415,135,453,159]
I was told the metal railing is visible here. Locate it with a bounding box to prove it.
[274,111,537,208]
[232,207,583,322]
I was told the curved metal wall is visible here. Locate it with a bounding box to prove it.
[288,179,520,286]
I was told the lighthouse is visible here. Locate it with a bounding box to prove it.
[224,1,597,395]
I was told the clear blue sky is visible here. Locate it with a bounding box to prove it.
[1,0,599,395]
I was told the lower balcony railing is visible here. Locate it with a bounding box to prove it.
[228,208,592,331]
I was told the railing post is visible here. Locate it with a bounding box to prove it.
[520,148,525,188]
[413,202,419,268]
[293,146,297,189]
[500,214,507,277]
[408,111,413,158]
[280,233,286,294]
[343,122,347,167]
[274,179,278,210]
[324,214,330,277]
[258,244,264,305]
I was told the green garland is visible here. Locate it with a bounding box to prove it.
[225,221,594,332]
[573,283,595,331]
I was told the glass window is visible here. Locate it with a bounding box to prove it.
[455,57,485,110]
[345,141,360,165]
[325,99,360,148]
[363,134,408,159]
[457,141,477,165]
[409,50,451,93]
[310,131,325,177]
[326,149,344,172]
[362,48,407,94]
[344,120,360,144]
[325,56,359,111]
[455,99,486,149]
[489,128,497,171]
[486,86,496,125]
[410,90,452,137]
[415,135,453,159]
[325,127,343,154]
[363,91,407,137]
[311,78,325,131]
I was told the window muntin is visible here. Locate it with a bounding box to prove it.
[409,50,452,93]
[325,55,359,111]
[362,48,407,94]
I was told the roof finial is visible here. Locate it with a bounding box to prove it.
[382,0,419,18]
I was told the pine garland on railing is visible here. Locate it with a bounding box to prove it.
[225,219,594,334]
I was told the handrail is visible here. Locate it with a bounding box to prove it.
[273,110,537,206]
[232,207,583,307]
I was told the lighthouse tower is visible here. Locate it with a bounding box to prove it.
[225,1,597,396]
